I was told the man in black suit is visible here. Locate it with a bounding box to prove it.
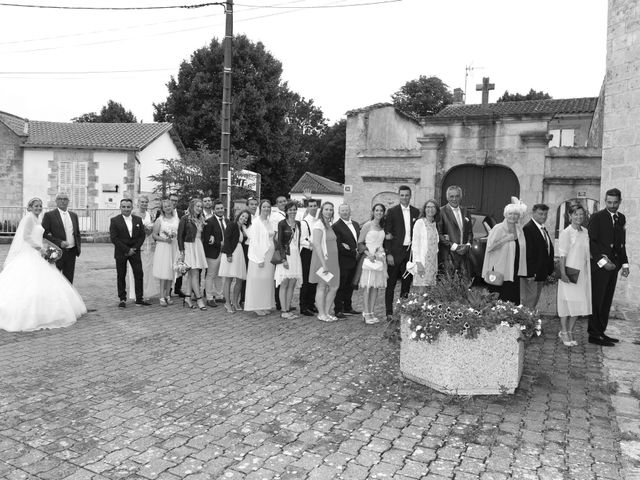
[521,203,555,310]
[203,199,227,307]
[110,198,149,307]
[438,185,474,276]
[384,185,420,320]
[42,192,82,284]
[588,188,630,347]
[333,204,361,319]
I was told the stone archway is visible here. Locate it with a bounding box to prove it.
[441,164,520,221]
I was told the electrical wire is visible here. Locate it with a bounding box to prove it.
[236,0,399,7]
[0,2,222,10]
[0,68,176,74]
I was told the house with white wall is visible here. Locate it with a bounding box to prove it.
[0,110,184,212]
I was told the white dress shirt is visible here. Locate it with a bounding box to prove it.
[58,208,75,249]
[123,214,133,237]
[401,205,411,246]
[343,219,358,242]
[533,219,551,254]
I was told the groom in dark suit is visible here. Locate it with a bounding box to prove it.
[110,198,149,307]
[521,204,555,310]
[42,192,82,283]
[588,188,630,346]
[438,185,474,276]
[384,185,420,320]
[333,204,361,319]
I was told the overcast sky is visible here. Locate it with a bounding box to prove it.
[0,0,608,124]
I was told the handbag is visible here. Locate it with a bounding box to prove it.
[270,238,285,265]
[403,250,418,279]
[565,266,580,284]
[484,267,504,286]
[362,258,383,272]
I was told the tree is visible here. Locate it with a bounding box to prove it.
[304,120,346,183]
[153,34,327,200]
[72,100,137,123]
[391,76,453,117]
[497,89,552,102]
[148,142,251,204]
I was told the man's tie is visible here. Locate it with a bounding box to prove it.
[613,213,619,226]
[541,226,551,254]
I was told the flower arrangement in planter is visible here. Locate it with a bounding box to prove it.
[390,272,542,395]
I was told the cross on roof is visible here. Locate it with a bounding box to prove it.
[476,77,495,105]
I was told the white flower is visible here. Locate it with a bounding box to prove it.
[420,333,425,338]
[416,325,422,330]
[410,332,417,339]
[520,325,526,330]
[500,321,510,327]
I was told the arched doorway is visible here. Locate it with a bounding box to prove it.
[441,164,520,221]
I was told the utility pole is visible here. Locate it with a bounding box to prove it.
[219,0,233,213]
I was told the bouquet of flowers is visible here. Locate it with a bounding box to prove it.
[174,259,191,277]
[43,245,62,264]
[161,226,177,241]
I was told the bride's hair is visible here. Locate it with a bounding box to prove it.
[27,197,42,211]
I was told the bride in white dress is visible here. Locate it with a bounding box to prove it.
[0,198,87,332]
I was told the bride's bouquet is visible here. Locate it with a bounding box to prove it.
[161,226,177,241]
[174,259,191,277]
[43,245,62,264]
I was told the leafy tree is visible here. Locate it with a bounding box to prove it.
[305,120,346,183]
[497,89,552,102]
[153,34,327,200]
[148,142,251,204]
[72,100,137,123]
[391,76,453,117]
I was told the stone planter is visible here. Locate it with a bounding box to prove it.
[400,316,525,395]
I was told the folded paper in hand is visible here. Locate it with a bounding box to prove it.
[315,267,334,283]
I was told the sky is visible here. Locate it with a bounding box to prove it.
[0,0,608,125]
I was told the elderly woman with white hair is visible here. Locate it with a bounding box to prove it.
[481,198,528,304]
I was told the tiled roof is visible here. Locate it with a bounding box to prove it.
[24,121,174,150]
[345,103,419,124]
[433,97,598,119]
[290,172,344,195]
[0,110,28,137]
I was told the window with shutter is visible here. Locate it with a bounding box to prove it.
[58,159,88,209]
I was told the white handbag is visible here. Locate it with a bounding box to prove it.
[403,251,418,279]
[362,258,384,272]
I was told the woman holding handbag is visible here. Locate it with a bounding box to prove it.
[219,209,250,313]
[274,201,303,319]
[411,199,440,293]
[481,198,528,303]
[557,204,591,347]
[357,203,387,324]
[245,200,276,316]
[177,198,208,310]
[309,202,340,322]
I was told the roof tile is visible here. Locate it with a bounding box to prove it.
[433,97,598,118]
[290,172,343,195]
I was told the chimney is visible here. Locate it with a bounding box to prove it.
[453,88,464,104]
[23,119,29,135]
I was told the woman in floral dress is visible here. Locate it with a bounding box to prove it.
[357,203,387,324]
[152,199,180,306]
[412,199,440,292]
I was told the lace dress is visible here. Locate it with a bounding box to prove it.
[152,215,180,281]
[359,227,387,289]
[274,225,303,287]
[411,219,439,287]
[0,214,86,331]
[219,229,247,280]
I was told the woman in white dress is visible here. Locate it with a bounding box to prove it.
[557,204,592,347]
[178,198,208,311]
[357,203,387,325]
[128,195,158,301]
[152,199,180,306]
[220,209,250,313]
[245,200,276,316]
[274,201,303,319]
[0,198,86,331]
[411,200,440,292]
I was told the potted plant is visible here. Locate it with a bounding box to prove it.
[388,272,542,395]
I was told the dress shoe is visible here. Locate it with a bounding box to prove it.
[301,309,314,316]
[309,306,319,313]
[216,298,226,303]
[602,335,619,343]
[386,314,394,322]
[135,300,152,306]
[344,309,361,315]
[207,300,218,307]
[118,300,126,308]
[588,336,615,347]
[334,312,347,319]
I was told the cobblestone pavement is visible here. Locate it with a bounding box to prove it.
[0,244,628,479]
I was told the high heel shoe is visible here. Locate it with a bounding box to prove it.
[225,304,235,314]
[165,296,174,306]
[159,297,167,307]
[183,297,195,309]
[196,297,207,311]
[568,332,578,346]
[558,331,572,347]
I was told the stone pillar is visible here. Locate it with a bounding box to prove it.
[601,0,640,306]
[417,134,445,205]
[519,131,550,210]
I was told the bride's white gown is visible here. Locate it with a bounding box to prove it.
[0,213,87,332]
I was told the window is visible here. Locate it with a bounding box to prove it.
[548,129,575,147]
[58,160,88,209]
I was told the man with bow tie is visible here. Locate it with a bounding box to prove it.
[42,192,82,284]
[203,199,228,306]
[522,203,555,310]
[588,188,630,347]
[384,185,420,320]
[332,204,361,319]
[438,185,474,277]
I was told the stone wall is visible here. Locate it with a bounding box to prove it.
[601,0,640,306]
[0,122,24,206]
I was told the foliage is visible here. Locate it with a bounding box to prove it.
[302,119,346,183]
[497,89,552,103]
[153,34,328,200]
[386,270,542,344]
[148,142,251,203]
[72,100,137,123]
[391,75,453,117]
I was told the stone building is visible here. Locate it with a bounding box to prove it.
[344,97,601,239]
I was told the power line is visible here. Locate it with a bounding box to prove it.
[0,68,176,74]
[0,2,222,10]
[236,0,400,7]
